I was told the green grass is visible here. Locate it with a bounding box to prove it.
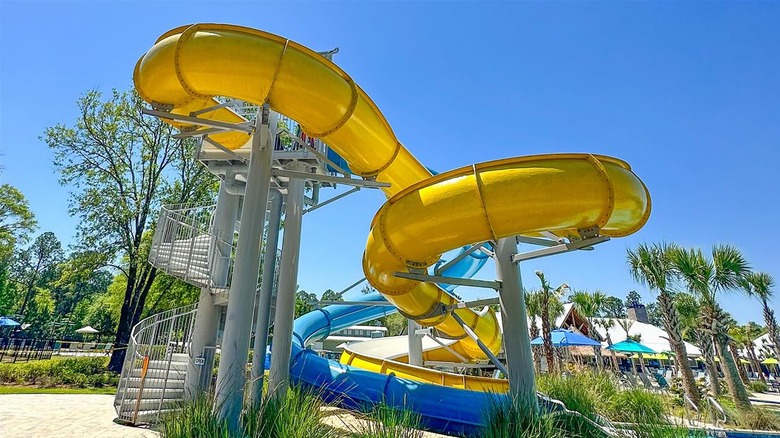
[0,385,116,395]
[348,404,424,438]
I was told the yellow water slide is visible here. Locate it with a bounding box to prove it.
[134,24,651,364]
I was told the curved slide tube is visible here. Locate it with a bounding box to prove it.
[133,24,652,436]
[291,293,504,436]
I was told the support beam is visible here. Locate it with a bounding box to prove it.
[450,312,508,377]
[248,188,283,406]
[268,161,307,400]
[214,106,273,430]
[272,168,390,188]
[511,236,609,263]
[446,297,501,310]
[495,237,536,407]
[394,271,500,290]
[184,181,239,398]
[142,108,254,133]
[336,277,366,298]
[407,320,423,366]
[304,187,360,215]
[434,242,489,276]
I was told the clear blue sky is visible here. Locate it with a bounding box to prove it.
[1,2,778,324]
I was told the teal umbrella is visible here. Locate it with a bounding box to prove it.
[606,339,656,354]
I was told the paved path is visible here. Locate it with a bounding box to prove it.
[0,394,158,438]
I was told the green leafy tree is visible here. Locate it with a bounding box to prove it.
[320,289,342,302]
[598,296,626,318]
[51,251,112,317]
[741,272,780,361]
[294,289,317,318]
[0,184,37,257]
[12,232,64,318]
[669,244,752,409]
[624,290,643,308]
[731,323,766,385]
[627,243,700,407]
[43,89,216,372]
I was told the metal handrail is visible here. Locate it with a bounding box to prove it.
[148,203,233,297]
[115,303,197,424]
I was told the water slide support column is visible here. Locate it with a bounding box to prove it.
[184,179,239,398]
[248,188,283,405]
[268,161,308,401]
[408,319,423,366]
[214,106,273,429]
[494,237,537,408]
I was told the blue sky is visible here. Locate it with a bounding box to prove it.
[1,2,778,324]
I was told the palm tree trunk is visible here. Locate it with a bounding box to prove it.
[762,299,780,361]
[530,321,541,374]
[711,306,751,409]
[715,335,752,409]
[605,332,620,371]
[658,292,701,406]
[699,332,721,397]
[541,296,555,375]
[587,320,603,372]
[747,345,766,384]
[728,341,749,385]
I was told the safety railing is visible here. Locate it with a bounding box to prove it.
[149,203,233,297]
[114,303,198,425]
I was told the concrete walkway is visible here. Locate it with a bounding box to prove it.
[0,394,157,438]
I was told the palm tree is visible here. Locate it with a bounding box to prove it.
[570,290,607,371]
[742,272,780,361]
[525,290,543,374]
[730,324,764,384]
[670,244,752,409]
[595,317,620,371]
[627,243,701,407]
[535,271,568,375]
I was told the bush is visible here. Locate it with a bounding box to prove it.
[748,381,768,393]
[0,357,117,388]
[537,372,619,421]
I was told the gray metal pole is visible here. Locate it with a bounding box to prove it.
[407,319,423,366]
[214,106,274,429]
[268,162,307,400]
[185,182,239,398]
[494,237,537,407]
[248,188,283,405]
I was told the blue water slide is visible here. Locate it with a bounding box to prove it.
[288,292,500,436]
[435,244,492,293]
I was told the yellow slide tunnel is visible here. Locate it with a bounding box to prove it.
[134,24,651,363]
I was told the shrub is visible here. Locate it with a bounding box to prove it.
[537,372,619,421]
[0,357,117,388]
[748,381,768,393]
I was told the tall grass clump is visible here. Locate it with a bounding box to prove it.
[349,403,424,438]
[160,386,338,438]
[735,407,780,431]
[243,386,338,438]
[482,394,608,438]
[159,395,231,438]
[537,372,618,421]
[606,388,667,424]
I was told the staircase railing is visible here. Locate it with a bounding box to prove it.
[149,203,233,297]
[114,303,198,424]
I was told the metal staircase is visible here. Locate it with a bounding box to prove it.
[148,204,233,297]
[114,304,197,425]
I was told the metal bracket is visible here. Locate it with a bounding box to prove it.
[393,271,501,291]
[304,186,361,215]
[449,312,508,376]
[272,169,390,189]
[203,137,248,164]
[142,108,254,133]
[445,297,501,311]
[423,334,469,364]
[434,242,489,276]
[511,235,610,263]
